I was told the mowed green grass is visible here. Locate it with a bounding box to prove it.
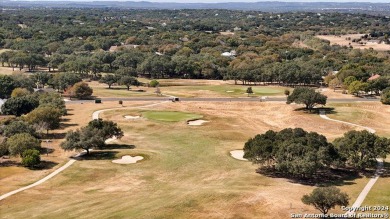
[141,110,202,122]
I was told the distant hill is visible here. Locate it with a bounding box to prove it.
[1,1,390,15]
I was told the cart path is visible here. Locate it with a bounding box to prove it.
[0,101,169,201]
[319,110,384,216]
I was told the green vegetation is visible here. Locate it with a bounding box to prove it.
[287,87,327,111]
[25,106,62,134]
[68,82,93,99]
[0,75,15,98]
[142,111,202,122]
[149,79,160,88]
[244,128,390,178]
[244,128,338,178]
[1,120,37,138]
[6,133,40,156]
[61,119,123,155]
[333,130,390,170]
[11,88,31,98]
[1,95,39,116]
[302,187,349,215]
[381,87,390,105]
[21,149,41,168]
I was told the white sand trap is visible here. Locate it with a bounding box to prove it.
[124,115,141,120]
[187,120,209,126]
[105,136,117,144]
[226,91,234,93]
[230,150,248,161]
[112,155,144,164]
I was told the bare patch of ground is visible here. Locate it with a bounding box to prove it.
[187,119,209,126]
[112,155,144,164]
[316,34,390,51]
[230,150,248,161]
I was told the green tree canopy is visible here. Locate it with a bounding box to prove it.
[61,127,105,155]
[21,149,41,168]
[1,120,38,138]
[243,128,339,178]
[0,75,15,99]
[380,87,390,105]
[38,92,67,115]
[333,130,390,170]
[302,187,349,215]
[99,74,119,89]
[1,95,39,116]
[7,133,41,156]
[71,82,93,99]
[25,106,62,133]
[287,87,327,111]
[87,118,124,140]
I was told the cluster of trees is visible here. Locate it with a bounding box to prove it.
[0,72,93,100]
[0,9,389,87]
[243,128,389,178]
[99,74,140,90]
[61,119,123,155]
[0,91,66,168]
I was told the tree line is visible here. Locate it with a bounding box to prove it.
[244,128,390,179]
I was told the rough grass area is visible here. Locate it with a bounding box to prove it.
[163,85,289,98]
[141,110,203,122]
[327,102,390,137]
[360,159,390,209]
[0,101,385,219]
[89,80,290,98]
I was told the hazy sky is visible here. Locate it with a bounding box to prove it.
[23,0,390,2]
[131,0,389,2]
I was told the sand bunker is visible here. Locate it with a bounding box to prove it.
[230,150,248,161]
[105,136,117,144]
[187,120,209,126]
[112,155,144,164]
[124,115,141,120]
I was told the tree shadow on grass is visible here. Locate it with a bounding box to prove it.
[0,159,19,167]
[35,161,59,170]
[0,160,58,170]
[45,132,66,140]
[38,147,55,155]
[256,167,362,186]
[77,151,119,161]
[293,107,336,115]
[100,144,136,150]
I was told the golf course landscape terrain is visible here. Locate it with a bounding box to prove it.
[1,94,389,218]
[1,6,390,219]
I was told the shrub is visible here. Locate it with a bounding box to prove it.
[21,149,41,168]
[149,80,160,87]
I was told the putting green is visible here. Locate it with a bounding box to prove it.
[141,111,202,122]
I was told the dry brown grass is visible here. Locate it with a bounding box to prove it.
[1,101,387,218]
[0,66,24,75]
[316,34,390,51]
[327,102,390,138]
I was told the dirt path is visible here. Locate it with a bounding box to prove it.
[0,101,169,201]
[319,110,384,216]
